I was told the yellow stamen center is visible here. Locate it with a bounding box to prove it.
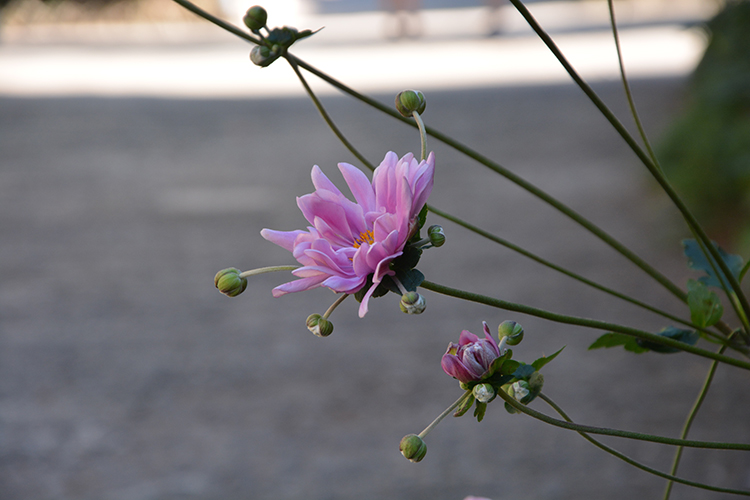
[353,230,375,249]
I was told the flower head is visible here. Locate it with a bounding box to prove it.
[441,322,504,384]
[261,151,435,317]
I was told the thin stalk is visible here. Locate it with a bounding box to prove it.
[412,111,428,162]
[506,0,750,323]
[663,341,730,499]
[426,204,728,342]
[173,0,260,45]
[538,394,750,496]
[418,390,472,439]
[418,279,750,371]
[287,59,375,171]
[606,0,660,170]
[495,388,750,450]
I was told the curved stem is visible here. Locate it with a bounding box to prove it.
[419,279,750,371]
[506,0,750,323]
[239,265,299,278]
[322,293,349,319]
[287,59,375,171]
[412,111,428,162]
[426,204,728,343]
[537,394,750,496]
[495,388,750,450]
[663,341,730,499]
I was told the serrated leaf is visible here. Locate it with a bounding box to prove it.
[687,279,724,327]
[636,326,699,354]
[531,346,565,371]
[682,239,744,289]
[474,401,487,422]
[588,333,648,353]
[454,394,475,417]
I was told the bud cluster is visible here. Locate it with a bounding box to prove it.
[243,6,320,68]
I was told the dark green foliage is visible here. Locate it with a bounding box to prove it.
[658,2,750,243]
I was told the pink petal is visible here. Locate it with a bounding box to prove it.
[339,162,376,212]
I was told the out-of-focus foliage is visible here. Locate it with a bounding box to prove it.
[658,0,750,247]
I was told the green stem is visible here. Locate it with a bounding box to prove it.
[419,279,750,371]
[606,0,660,170]
[663,341,730,499]
[322,293,349,319]
[287,59,375,171]
[418,390,472,439]
[495,388,750,450]
[412,111,428,162]
[173,0,261,45]
[239,265,299,278]
[538,394,750,496]
[506,0,750,323]
[426,204,727,342]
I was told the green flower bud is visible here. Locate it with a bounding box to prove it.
[399,434,427,463]
[511,380,530,403]
[472,383,496,403]
[250,45,277,67]
[427,225,445,247]
[306,313,334,337]
[214,268,247,297]
[399,291,426,314]
[498,320,524,346]
[243,5,268,32]
[527,372,544,397]
[395,90,426,117]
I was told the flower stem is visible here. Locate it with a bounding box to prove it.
[239,265,299,278]
[507,0,750,323]
[418,390,472,439]
[495,388,750,450]
[663,340,731,499]
[606,0,660,170]
[322,293,349,319]
[287,59,375,172]
[538,393,750,496]
[426,204,730,344]
[419,279,750,371]
[412,111,428,162]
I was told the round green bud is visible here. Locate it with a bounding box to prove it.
[395,90,426,117]
[498,320,524,346]
[243,5,268,32]
[472,383,496,403]
[427,225,445,247]
[214,268,247,297]
[399,291,426,314]
[306,313,334,337]
[527,372,544,396]
[250,45,274,67]
[399,434,427,463]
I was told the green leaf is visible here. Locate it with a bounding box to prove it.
[636,326,699,354]
[454,394,475,417]
[417,204,428,231]
[682,239,743,289]
[531,346,565,371]
[512,363,535,380]
[588,333,649,354]
[740,260,750,283]
[474,401,487,422]
[687,279,724,327]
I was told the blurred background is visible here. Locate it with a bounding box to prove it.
[1,0,749,499]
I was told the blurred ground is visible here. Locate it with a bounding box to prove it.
[1,1,749,500]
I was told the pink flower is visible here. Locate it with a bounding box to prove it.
[261,151,435,317]
[441,322,503,384]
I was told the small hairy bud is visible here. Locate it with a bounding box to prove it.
[400,291,426,314]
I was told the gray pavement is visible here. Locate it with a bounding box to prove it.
[2,78,750,500]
